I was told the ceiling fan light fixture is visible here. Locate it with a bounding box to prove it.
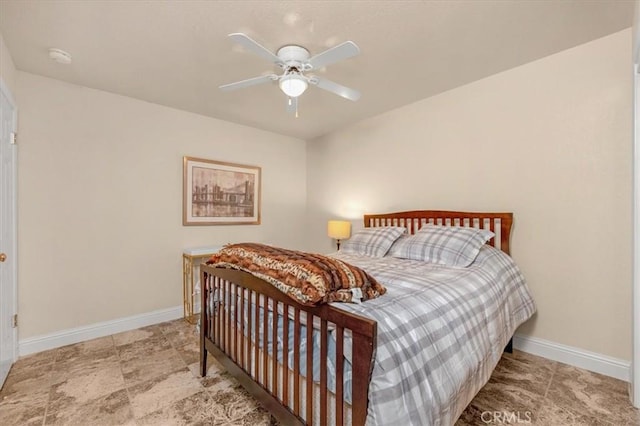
[279,74,308,98]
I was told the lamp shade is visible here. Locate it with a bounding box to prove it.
[279,74,308,98]
[327,220,351,240]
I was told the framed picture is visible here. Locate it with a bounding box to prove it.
[183,156,261,225]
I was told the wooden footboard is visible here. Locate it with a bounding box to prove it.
[200,265,377,426]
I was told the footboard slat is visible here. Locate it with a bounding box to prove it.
[262,296,269,387]
[223,280,228,353]
[254,290,259,379]
[233,284,238,363]
[272,300,279,399]
[306,312,314,423]
[336,327,344,426]
[293,308,301,416]
[200,266,377,426]
[283,303,290,406]
[211,277,220,345]
[228,281,232,354]
[220,279,225,351]
[320,319,328,426]
[240,287,245,371]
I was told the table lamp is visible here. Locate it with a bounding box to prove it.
[327,220,351,250]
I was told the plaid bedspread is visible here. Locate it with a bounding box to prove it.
[331,245,536,425]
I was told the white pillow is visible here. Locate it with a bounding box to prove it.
[340,227,406,257]
[388,224,494,267]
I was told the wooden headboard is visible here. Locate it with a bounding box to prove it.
[364,210,513,255]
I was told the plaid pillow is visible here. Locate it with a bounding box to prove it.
[388,224,494,267]
[340,226,406,257]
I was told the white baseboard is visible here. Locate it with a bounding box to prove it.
[18,305,183,357]
[514,333,631,382]
[17,311,631,384]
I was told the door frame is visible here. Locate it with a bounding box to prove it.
[0,76,18,369]
[633,0,640,407]
[634,62,640,408]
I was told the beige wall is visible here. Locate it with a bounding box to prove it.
[307,30,633,360]
[634,1,639,64]
[0,32,16,96]
[16,72,307,339]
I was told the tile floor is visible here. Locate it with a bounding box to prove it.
[1,319,638,425]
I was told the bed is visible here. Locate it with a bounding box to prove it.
[199,210,536,425]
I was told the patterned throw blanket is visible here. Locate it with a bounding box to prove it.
[206,243,386,306]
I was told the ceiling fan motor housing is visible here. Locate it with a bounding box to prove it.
[277,45,311,70]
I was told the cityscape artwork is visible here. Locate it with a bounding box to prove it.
[183,157,261,225]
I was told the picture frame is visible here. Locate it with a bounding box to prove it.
[183,156,261,225]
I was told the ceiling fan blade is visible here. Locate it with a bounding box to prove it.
[309,77,361,101]
[219,74,278,91]
[229,33,282,65]
[308,41,360,69]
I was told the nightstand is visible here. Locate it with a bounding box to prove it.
[182,245,223,324]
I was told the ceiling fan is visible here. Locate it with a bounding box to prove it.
[219,33,361,115]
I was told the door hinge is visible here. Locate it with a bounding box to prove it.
[10,132,16,145]
[12,314,17,328]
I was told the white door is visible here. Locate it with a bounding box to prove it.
[0,79,17,387]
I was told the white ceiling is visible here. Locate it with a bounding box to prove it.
[0,1,634,140]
